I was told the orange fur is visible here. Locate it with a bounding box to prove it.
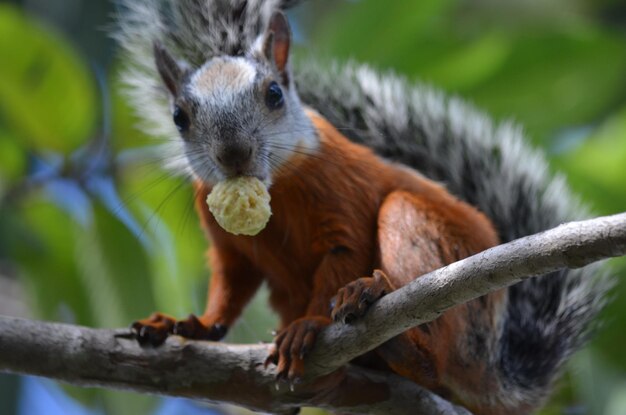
[188,111,505,411]
[130,111,504,411]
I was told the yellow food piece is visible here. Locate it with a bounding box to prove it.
[206,176,272,236]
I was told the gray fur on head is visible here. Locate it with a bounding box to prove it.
[114,0,292,176]
[114,0,611,409]
[116,1,315,183]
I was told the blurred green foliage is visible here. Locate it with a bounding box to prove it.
[0,5,96,153]
[0,0,625,414]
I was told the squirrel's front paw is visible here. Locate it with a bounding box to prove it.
[330,270,392,324]
[265,316,331,383]
[131,312,228,346]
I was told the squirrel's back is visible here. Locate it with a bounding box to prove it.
[296,61,610,406]
[115,0,610,411]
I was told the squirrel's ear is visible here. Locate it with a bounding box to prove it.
[263,12,291,83]
[154,41,184,96]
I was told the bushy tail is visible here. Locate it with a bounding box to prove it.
[115,0,610,407]
[295,61,610,404]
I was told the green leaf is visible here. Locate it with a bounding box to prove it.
[309,0,457,72]
[419,32,512,91]
[606,382,626,415]
[307,1,626,143]
[74,202,155,328]
[118,163,207,317]
[0,127,26,183]
[553,106,626,215]
[110,70,155,151]
[466,27,626,142]
[101,389,156,415]
[570,348,624,415]
[13,199,94,324]
[0,4,96,152]
[588,259,626,372]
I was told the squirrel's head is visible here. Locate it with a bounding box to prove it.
[153,12,317,185]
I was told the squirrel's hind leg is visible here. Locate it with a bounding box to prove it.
[327,190,454,389]
[373,190,509,412]
[330,189,463,326]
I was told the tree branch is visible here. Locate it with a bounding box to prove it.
[0,316,470,415]
[1,212,625,414]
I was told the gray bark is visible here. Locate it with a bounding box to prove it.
[0,316,470,414]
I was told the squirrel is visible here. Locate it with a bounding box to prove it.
[115,1,608,414]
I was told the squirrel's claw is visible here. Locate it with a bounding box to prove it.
[331,270,392,324]
[135,325,169,347]
[267,316,330,384]
[131,312,176,347]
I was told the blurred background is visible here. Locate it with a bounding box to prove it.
[0,0,625,414]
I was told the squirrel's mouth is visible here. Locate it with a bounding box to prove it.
[186,143,271,187]
[225,172,268,184]
[214,158,270,186]
[217,161,267,182]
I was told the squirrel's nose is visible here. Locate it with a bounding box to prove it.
[215,143,254,174]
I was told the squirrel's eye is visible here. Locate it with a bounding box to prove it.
[265,81,284,110]
[173,105,190,132]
